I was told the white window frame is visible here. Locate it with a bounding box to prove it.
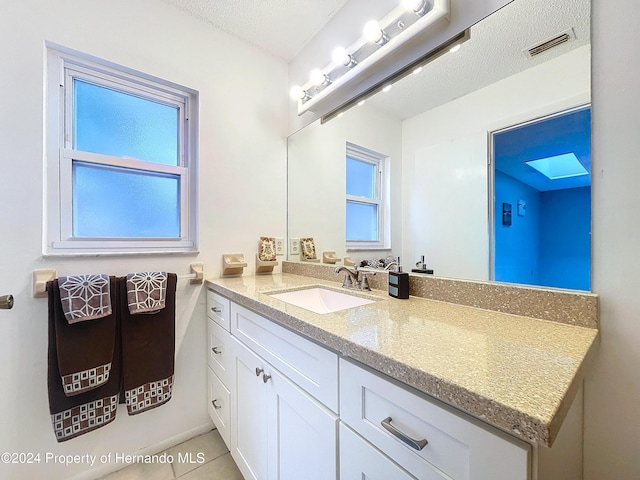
[44,44,199,255]
[345,142,390,250]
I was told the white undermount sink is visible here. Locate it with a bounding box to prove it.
[269,287,375,314]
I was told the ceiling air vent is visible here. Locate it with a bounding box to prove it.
[524,28,576,58]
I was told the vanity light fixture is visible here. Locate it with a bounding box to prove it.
[413,66,423,74]
[364,20,390,46]
[289,85,310,101]
[357,100,366,106]
[382,84,393,93]
[310,69,332,86]
[449,44,461,53]
[290,0,451,116]
[332,47,358,68]
[403,0,431,17]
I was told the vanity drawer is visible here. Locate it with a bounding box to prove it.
[340,423,421,480]
[230,302,338,412]
[207,289,231,331]
[207,366,231,448]
[340,359,529,480]
[207,318,232,385]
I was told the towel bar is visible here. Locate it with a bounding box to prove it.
[33,263,205,298]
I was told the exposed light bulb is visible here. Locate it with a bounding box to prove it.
[332,47,357,68]
[289,85,309,101]
[382,84,392,93]
[402,0,430,16]
[310,69,331,86]
[364,20,389,46]
[449,44,461,53]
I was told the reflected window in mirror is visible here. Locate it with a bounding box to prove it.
[346,143,390,250]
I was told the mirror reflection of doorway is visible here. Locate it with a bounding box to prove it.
[490,105,591,291]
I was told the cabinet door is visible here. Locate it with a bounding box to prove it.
[267,367,338,480]
[340,423,418,480]
[230,337,269,480]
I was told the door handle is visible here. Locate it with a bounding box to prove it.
[0,295,13,310]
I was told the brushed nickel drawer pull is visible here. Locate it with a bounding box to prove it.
[211,399,222,410]
[211,347,222,355]
[381,417,428,451]
[262,373,272,384]
[211,306,222,313]
[255,367,264,377]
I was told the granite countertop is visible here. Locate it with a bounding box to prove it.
[206,273,598,447]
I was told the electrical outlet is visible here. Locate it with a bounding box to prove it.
[289,238,300,255]
[275,237,284,255]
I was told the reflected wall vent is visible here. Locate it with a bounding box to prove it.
[524,28,576,58]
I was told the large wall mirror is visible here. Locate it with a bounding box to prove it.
[287,0,591,291]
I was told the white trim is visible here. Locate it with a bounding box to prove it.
[44,45,199,255]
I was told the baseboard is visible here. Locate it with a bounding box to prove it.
[68,421,215,480]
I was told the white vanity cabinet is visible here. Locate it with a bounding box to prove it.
[339,358,530,480]
[206,290,232,447]
[206,288,577,480]
[229,302,339,480]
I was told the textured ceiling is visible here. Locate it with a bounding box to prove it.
[367,0,590,120]
[161,0,350,61]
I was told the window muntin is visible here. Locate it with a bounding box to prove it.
[45,46,198,255]
[345,143,388,249]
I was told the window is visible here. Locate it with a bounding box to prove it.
[45,45,198,255]
[345,143,389,249]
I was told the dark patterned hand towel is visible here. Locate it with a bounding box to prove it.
[48,278,121,442]
[58,274,112,324]
[120,273,176,415]
[126,271,168,314]
[53,277,118,396]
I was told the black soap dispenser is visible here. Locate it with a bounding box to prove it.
[388,259,409,299]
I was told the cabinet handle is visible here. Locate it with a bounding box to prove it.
[380,417,428,451]
[211,347,222,355]
[255,367,264,376]
[262,373,272,383]
[211,399,222,410]
[211,306,222,313]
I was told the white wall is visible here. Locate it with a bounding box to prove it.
[402,45,590,280]
[0,1,287,479]
[585,1,640,478]
[287,104,402,262]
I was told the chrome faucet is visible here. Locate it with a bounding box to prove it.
[383,261,398,271]
[334,265,373,291]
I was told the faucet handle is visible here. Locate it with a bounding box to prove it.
[342,274,354,288]
[359,272,372,291]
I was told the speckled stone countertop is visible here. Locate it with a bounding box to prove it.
[206,273,598,447]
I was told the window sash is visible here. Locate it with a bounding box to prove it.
[59,149,190,243]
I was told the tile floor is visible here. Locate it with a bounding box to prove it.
[99,429,243,480]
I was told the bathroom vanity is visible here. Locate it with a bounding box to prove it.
[205,272,598,480]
